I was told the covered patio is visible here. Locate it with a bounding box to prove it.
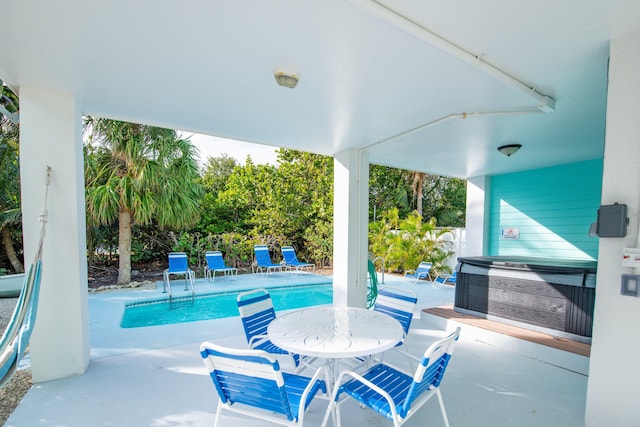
[6,276,586,426]
[1,1,640,425]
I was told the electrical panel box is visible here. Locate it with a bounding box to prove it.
[597,203,628,237]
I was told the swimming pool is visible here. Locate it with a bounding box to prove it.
[120,284,333,328]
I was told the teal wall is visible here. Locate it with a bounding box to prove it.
[488,159,603,260]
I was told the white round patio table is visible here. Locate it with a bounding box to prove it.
[267,306,404,359]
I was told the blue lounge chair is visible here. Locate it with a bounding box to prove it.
[281,246,315,273]
[322,327,461,427]
[237,288,300,367]
[433,271,457,289]
[200,342,327,426]
[163,252,195,292]
[204,251,237,283]
[373,287,417,360]
[404,261,433,284]
[253,245,283,276]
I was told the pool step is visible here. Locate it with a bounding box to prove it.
[169,296,195,308]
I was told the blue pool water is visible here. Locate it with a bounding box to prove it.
[120,284,333,328]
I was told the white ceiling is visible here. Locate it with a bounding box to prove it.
[1,0,639,178]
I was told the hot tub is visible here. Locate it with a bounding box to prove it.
[454,256,596,343]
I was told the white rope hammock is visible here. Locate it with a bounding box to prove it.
[0,166,51,387]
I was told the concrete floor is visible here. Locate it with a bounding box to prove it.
[5,273,587,426]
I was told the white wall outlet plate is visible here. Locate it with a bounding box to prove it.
[622,248,640,267]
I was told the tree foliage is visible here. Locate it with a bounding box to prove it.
[369,164,411,221]
[196,150,334,267]
[84,118,202,284]
[196,154,244,234]
[420,175,467,227]
[200,153,238,194]
[370,164,466,227]
[83,141,464,276]
[0,84,23,274]
[252,150,333,252]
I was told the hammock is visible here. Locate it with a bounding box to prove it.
[0,166,50,387]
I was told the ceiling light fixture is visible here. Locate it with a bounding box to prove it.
[274,71,299,89]
[497,144,522,157]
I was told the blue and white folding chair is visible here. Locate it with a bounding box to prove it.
[281,246,315,273]
[200,342,328,426]
[204,251,238,283]
[237,288,300,367]
[373,287,417,361]
[340,286,417,371]
[404,261,433,284]
[433,271,457,289]
[322,327,461,427]
[162,252,195,292]
[253,245,283,276]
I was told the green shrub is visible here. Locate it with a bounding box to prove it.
[368,208,453,276]
[304,220,333,267]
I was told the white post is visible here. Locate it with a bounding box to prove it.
[464,176,490,256]
[333,149,369,308]
[19,87,90,382]
[585,28,640,426]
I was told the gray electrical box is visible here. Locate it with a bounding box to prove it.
[597,203,628,238]
[621,274,640,297]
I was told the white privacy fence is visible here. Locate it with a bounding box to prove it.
[437,228,465,272]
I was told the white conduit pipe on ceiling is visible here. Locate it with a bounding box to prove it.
[345,0,555,113]
[360,109,542,152]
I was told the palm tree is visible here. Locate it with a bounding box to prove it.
[84,118,202,284]
[0,209,23,274]
[409,171,426,217]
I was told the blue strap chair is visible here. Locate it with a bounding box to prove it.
[237,288,300,367]
[373,287,417,359]
[253,245,283,276]
[163,252,195,292]
[404,261,433,284]
[281,246,315,273]
[200,342,327,426]
[341,286,417,373]
[204,251,238,283]
[433,271,457,289]
[322,327,461,427]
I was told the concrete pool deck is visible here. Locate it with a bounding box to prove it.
[5,272,588,426]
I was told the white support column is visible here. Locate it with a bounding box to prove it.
[464,176,490,256]
[585,28,640,426]
[19,87,90,382]
[333,149,369,308]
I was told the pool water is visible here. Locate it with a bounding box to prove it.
[120,284,333,328]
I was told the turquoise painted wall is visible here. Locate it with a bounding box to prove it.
[488,159,602,260]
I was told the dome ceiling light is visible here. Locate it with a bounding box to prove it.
[497,144,522,157]
[274,71,299,89]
